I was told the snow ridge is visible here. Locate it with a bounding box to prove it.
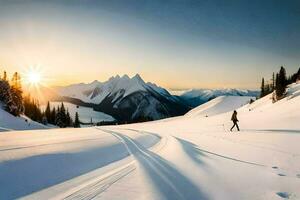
[57,74,170,105]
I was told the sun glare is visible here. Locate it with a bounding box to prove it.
[28,71,41,84]
[22,66,53,102]
[24,67,44,86]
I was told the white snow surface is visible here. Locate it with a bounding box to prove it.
[0,104,49,131]
[1,83,300,200]
[185,96,255,117]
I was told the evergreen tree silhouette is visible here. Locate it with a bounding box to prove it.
[10,72,23,116]
[260,78,265,97]
[275,66,287,99]
[74,112,80,128]
[45,102,51,123]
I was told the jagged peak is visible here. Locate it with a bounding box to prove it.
[132,73,141,79]
[121,74,130,80]
[108,75,121,82]
[132,73,144,83]
[90,80,101,85]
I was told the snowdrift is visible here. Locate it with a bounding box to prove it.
[0,106,48,131]
[185,96,254,117]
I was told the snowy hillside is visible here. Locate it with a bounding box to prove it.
[236,82,300,130]
[185,96,254,117]
[0,105,48,131]
[41,102,115,124]
[55,74,189,122]
[1,83,299,200]
[179,88,259,107]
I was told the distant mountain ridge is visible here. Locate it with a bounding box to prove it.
[54,74,258,123]
[55,74,189,122]
[178,88,259,107]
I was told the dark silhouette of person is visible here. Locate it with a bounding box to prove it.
[230,110,240,131]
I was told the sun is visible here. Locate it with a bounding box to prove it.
[27,71,41,84]
[22,66,52,102]
[24,67,44,86]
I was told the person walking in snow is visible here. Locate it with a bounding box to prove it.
[230,110,240,131]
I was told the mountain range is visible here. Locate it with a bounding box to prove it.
[54,74,189,122]
[179,88,259,107]
[53,74,258,123]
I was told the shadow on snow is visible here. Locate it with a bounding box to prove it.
[103,129,209,200]
[175,137,265,167]
[0,142,128,199]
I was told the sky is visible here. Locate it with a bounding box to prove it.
[0,0,299,90]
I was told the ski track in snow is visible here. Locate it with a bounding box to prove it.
[18,128,168,200]
[2,84,300,199]
[63,163,136,200]
[100,129,209,200]
[53,128,170,200]
[4,125,300,200]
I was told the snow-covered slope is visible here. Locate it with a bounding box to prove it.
[185,96,254,117]
[1,83,299,200]
[0,105,48,131]
[235,82,300,130]
[55,80,103,103]
[179,88,259,107]
[56,74,189,122]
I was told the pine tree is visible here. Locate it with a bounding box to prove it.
[50,107,56,124]
[0,78,13,112]
[60,103,67,126]
[23,96,43,122]
[45,102,51,123]
[74,112,80,128]
[275,66,287,99]
[57,106,60,115]
[291,67,300,83]
[3,71,7,81]
[56,103,66,127]
[66,109,73,127]
[10,72,23,116]
[260,78,265,98]
[272,72,275,91]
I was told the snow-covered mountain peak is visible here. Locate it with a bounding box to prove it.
[55,74,189,121]
[107,75,122,82]
[89,80,102,87]
[132,73,143,81]
[131,74,146,86]
[121,74,130,80]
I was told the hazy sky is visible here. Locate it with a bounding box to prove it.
[0,0,299,89]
